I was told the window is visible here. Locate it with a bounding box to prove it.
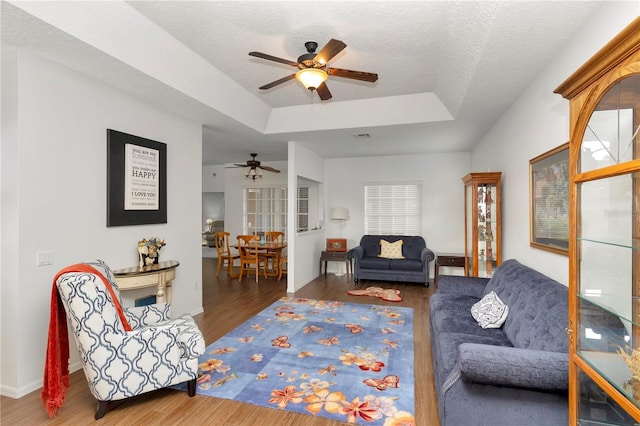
[244,185,314,236]
[244,187,287,236]
[365,183,422,235]
[297,187,309,232]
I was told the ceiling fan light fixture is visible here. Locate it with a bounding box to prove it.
[245,167,262,181]
[296,68,328,91]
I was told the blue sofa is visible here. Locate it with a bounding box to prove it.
[351,235,435,287]
[430,259,569,425]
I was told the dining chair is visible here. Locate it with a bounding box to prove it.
[237,235,266,283]
[263,231,285,276]
[278,253,287,281]
[214,231,240,277]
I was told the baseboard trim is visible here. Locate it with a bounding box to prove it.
[0,361,83,399]
[190,306,204,317]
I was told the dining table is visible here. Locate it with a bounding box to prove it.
[230,240,287,279]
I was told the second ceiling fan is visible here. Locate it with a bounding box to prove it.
[249,38,378,101]
[233,153,280,173]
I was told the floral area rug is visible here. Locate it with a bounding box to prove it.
[181,297,415,425]
[347,287,403,302]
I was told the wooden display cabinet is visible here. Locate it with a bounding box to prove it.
[554,17,640,424]
[462,172,502,278]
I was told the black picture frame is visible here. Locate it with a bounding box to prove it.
[107,129,167,227]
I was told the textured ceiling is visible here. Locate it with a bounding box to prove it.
[2,1,604,166]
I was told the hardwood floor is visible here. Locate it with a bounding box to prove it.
[1,258,440,425]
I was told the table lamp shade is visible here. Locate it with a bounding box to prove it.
[330,207,349,220]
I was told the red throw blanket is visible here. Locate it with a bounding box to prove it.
[41,263,132,418]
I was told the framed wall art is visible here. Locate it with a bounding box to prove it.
[107,129,167,227]
[529,142,569,255]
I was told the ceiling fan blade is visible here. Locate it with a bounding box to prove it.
[249,51,299,67]
[259,165,281,173]
[327,67,378,82]
[316,82,332,101]
[314,39,347,65]
[233,163,249,167]
[259,74,297,90]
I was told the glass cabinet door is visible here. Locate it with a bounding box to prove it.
[463,172,502,278]
[574,73,640,424]
[477,182,498,277]
[555,17,640,425]
[466,183,474,273]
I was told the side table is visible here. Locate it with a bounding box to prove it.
[434,253,466,287]
[319,250,352,279]
[113,260,179,305]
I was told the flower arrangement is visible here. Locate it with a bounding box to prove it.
[618,345,640,381]
[138,238,166,267]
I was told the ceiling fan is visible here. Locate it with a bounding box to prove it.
[249,38,378,101]
[231,153,281,175]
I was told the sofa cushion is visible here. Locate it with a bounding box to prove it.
[430,293,481,312]
[470,291,509,329]
[432,309,513,341]
[458,344,568,392]
[401,238,424,260]
[433,332,513,391]
[389,258,423,272]
[484,260,568,352]
[379,239,404,259]
[435,275,488,298]
[359,257,390,270]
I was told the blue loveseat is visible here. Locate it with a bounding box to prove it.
[430,259,570,425]
[351,235,435,286]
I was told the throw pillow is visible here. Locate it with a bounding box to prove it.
[378,239,404,259]
[470,291,509,329]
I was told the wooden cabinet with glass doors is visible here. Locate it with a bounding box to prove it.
[463,172,502,278]
[555,17,640,424]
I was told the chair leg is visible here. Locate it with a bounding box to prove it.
[216,257,222,277]
[95,400,108,420]
[187,378,197,397]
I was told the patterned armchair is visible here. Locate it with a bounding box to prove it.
[54,260,205,419]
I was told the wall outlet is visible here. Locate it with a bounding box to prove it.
[36,250,54,266]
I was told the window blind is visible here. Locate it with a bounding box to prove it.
[297,187,309,232]
[365,184,422,235]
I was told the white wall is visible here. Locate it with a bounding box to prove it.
[324,152,471,277]
[0,49,203,397]
[470,3,639,285]
[202,164,225,192]
[202,193,224,228]
[288,142,326,292]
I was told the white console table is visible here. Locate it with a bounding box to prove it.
[113,260,179,305]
